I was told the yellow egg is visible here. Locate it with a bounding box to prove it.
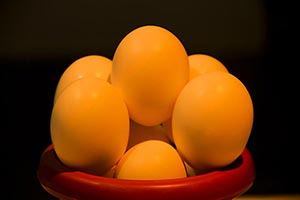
[162,54,228,144]
[111,25,189,126]
[50,77,129,175]
[188,54,228,80]
[54,55,112,102]
[127,120,170,150]
[172,71,253,172]
[115,140,187,180]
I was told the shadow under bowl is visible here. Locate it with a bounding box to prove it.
[37,144,255,200]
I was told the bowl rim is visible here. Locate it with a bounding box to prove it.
[37,144,255,200]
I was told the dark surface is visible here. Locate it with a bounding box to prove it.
[2,0,297,199]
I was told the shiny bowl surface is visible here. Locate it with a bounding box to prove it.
[37,144,255,200]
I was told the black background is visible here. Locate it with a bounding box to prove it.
[2,0,297,199]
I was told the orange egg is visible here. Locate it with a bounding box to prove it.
[127,120,170,150]
[50,77,129,175]
[54,55,112,102]
[115,140,187,180]
[172,71,253,172]
[188,54,228,80]
[111,25,189,126]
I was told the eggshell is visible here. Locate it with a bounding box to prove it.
[172,71,253,172]
[51,77,129,175]
[54,55,112,102]
[115,140,187,180]
[188,54,228,80]
[111,25,189,126]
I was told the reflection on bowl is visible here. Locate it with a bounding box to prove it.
[37,144,255,200]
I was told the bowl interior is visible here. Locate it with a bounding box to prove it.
[37,144,255,200]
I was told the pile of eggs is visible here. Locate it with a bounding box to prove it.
[50,25,253,180]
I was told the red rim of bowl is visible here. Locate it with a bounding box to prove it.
[37,144,255,200]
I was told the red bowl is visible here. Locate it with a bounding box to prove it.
[37,144,255,200]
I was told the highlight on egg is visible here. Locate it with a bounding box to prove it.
[188,54,228,80]
[111,25,189,126]
[54,55,112,102]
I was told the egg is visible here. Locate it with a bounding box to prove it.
[54,55,112,102]
[127,120,170,150]
[172,71,253,172]
[162,54,228,143]
[188,54,228,80]
[50,77,129,175]
[115,140,187,180]
[111,25,189,126]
